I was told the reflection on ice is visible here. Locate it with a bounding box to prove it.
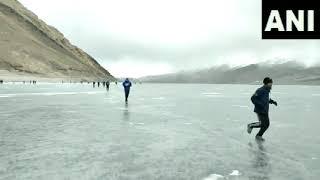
[122,103,130,121]
[248,141,270,180]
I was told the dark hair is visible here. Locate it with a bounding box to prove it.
[263,77,273,85]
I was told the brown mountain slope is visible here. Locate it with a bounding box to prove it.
[0,0,114,81]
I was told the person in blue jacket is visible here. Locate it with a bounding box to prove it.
[122,78,132,103]
[247,77,278,141]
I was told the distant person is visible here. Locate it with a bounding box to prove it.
[93,82,96,88]
[106,81,110,91]
[103,82,106,87]
[115,81,118,85]
[0,80,3,84]
[247,77,278,141]
[122,78,132,103]
[98,82,100,87]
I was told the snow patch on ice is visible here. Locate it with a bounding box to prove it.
[203,174,224,180]
[0,91,102,97]
[129,122,145,126]
[229,170,241,176]
[203,170,241,180]
[202,92,221,95]
[232,105,249,108]
[152,97,165,100]
[41,92,77,96]
[117,107,127,110]
[204,95,224,98]
[312,94,320,96]
[65,111,77,113]
[202,92,224,98]
[86,92,100,95]
[272,92,286,94]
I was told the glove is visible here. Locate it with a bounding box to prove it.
[273,101,278,106]
[270,100,278,106]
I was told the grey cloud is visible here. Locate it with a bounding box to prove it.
[19,0,320,76]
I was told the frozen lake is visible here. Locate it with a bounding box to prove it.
[0,83,319,180]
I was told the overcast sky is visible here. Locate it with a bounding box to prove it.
[19,0,320,77]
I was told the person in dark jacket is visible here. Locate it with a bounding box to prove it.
[247,77,278,141]
[122,78,132,103]
[106,81,110,91]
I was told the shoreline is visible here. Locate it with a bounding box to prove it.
[0,70,115,83]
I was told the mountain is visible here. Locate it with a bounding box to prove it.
[140,61,320,85]
[0,0,114,81]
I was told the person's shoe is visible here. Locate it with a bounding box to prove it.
[255,136,265,141]
[247,124,253,134]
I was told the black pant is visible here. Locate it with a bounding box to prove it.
[249,113,270,137]
[125,90,130,101]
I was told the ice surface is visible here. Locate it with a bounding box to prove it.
[0,83,320,179]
